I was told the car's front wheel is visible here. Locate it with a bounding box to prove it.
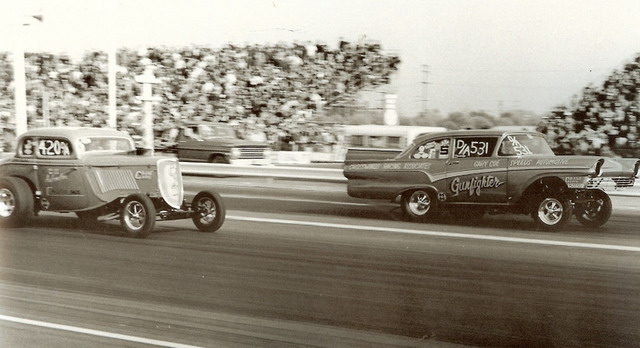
[574,189,612,228]
[0,177,34,228]
[401,189,436,222]
[191,190,225,232]
[120,194,156,238]
[531,195,573,231]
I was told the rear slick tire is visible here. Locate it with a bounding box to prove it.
[0,177,34,228]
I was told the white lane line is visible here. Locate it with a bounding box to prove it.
[0,314,201,348]
[228,216,640,253]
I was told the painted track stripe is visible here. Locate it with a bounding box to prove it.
[0,314,201,348]
[229,216,640,253]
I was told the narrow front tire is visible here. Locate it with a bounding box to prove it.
[191,191,225,232]
[575,189,612,228]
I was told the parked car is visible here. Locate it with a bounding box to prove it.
[0,127,226,238]
[158,123,272,165]
[344,129,640,231]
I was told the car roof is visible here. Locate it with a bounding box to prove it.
[412,129,543,143]
[18,127,132,142]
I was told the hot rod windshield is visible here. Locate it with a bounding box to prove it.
[78,137,134,154]
[498,133,555,156]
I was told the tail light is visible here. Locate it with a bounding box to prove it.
[157,158,184,209]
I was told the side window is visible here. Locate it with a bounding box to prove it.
[498,135,535,156]
[411,138,450,160]
[453,137,497,158]
[19,137,36,157]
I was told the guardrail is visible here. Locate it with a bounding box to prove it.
[179,162,640,196]
[180,162,347,183]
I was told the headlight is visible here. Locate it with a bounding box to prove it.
[634,160,640,178]
[263,148,272,158]
[230,148,241,159]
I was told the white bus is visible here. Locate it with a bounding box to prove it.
[342,125,447,150]
[341,125,447,161]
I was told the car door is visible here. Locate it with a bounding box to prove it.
[401,137,450,196]
[445,136,508,204]
[32,137,89,211]
[176,126,207,161]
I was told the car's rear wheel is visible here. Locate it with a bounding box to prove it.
[401,189,436,222]
[0,177,34,228]
[531,195,573,231]
[191,190,225,232]
[574,189,612,228]
[120,194,156,238]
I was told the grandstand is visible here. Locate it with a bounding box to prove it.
[540,54,640,157]
[0,40,400,152]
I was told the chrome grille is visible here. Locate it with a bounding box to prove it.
[612,177,635,187]
[239,147,266,159]
[95,169,139,193]
[587,177,635,189]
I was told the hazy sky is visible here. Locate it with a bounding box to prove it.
[3,0,640,117]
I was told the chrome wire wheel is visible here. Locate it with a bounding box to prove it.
[0,188,16,218]
[407,190,432,216]
[123,200,146,231]
[195,197,217,225]
[537,198,564,226]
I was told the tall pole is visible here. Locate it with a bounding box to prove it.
[421,64,429,116]
[108,45,117,128]
[107,2,117,129]
[135,64,161,155]
[13,23,27,136]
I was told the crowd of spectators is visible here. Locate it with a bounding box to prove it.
[0,40,400,152]
[539,55,640,157]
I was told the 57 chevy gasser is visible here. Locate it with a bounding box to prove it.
[344,130,640,231]
[0,127,225,238]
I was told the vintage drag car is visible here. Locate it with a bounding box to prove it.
[344,130,640,231]
[0,127,225,238]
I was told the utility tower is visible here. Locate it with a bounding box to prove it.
[421,64,429,116]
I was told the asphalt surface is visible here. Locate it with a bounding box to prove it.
[0,176,639,347]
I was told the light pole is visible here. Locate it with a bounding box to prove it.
[135,64,161,155]
[12,11,44,137]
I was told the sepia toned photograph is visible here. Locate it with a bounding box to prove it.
[0,0,639,346]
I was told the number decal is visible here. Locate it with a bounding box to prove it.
[454,138,496,158]
[37,139,71,156]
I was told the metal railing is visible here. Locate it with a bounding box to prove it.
[180,163,347,183]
